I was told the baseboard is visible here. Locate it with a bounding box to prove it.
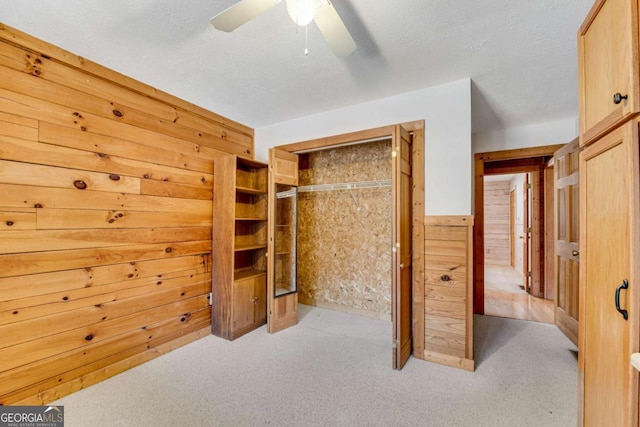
[298,297,391,321]
[14,325,210,405]
[424,350,475,372]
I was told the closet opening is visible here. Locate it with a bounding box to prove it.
[270,122,424,370]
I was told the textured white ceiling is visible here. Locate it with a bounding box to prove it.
[0,0,593,133]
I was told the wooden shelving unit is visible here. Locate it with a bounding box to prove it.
[212,155,268,340]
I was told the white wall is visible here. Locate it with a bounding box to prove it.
[472,117,578,154]
[255,79,472,216]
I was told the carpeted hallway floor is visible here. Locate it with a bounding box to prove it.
[54,305,578,426]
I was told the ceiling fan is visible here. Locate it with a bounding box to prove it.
[210,0,356,57]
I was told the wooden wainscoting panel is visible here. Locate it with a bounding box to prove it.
[422,215,474,371]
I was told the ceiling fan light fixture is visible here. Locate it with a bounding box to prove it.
[286,0,319,26]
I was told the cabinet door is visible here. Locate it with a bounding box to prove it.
[232,278,255,333]
[579,122,639,426]
[253,275,267,324]
[578,0,639,146]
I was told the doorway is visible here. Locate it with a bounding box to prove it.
[272,121,425,370]
[473,145,564,317]
[482,173,554,323]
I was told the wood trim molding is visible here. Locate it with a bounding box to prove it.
[276,125,396,153]
[475,144,565,162]
[412,126,426,358]
[579,0,606,34]
[424,351,475,372]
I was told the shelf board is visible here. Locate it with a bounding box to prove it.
[235,243,267,252]
[275,251,291,256]
[235,217,268,221]
[276,224,292,227]
[234,268,267,282]
[236,185,267,195]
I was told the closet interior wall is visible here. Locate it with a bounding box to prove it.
[297,140,392,319]
[0,24,253,404]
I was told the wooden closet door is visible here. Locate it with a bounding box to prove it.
[554,138,580,345]
[392,125,412,370]
[579,122,639,426]
[267,148,299,334]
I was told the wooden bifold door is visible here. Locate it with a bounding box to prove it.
[392,125,413,370]
[267,148,299,334]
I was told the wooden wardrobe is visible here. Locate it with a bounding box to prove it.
[577,0,640,424]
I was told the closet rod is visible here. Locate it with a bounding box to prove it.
[298,179,391,193]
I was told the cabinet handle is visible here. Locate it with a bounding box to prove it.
[572,250,580,256]
[440,274,451,282]
[615,279,629,320]
[613,93,628,105]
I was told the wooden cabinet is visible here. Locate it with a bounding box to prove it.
[578,1,640,423]
[212,155,268,340]
[578,0,640,146]
[578,120,640,425]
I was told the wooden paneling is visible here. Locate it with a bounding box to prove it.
[0,24,253,404]
[421,215,474,372]
[483,180,510,265]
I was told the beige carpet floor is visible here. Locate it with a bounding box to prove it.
[54,305,578,426]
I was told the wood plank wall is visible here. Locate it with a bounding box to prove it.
[483,180,510,265]
[0,24,253,404]
[419,215,474,372]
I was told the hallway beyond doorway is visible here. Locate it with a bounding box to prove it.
[485,265,554,324]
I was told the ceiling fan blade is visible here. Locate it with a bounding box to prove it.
[210,0,280,32]
[313,2,356,57]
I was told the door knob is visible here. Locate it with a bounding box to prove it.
[613,93,628,105]
[572,250,580,256]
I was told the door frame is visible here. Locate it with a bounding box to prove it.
[510,189,516,267]
[274,120,425,361]
[523,172,530,293]
[474,145,563,314]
